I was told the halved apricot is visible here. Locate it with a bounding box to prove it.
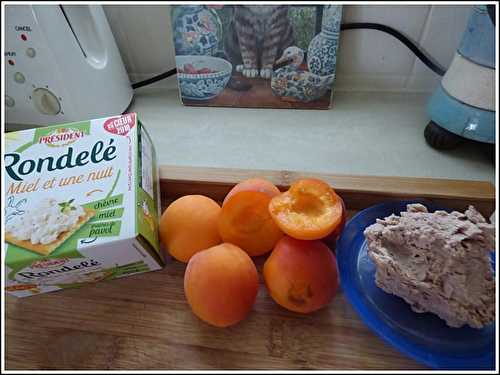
[223,178,280,206]
[268,178,344,241]
[322,196,347,249]
[218,191,284,256]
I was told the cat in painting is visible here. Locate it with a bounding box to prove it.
[224,5,295,79]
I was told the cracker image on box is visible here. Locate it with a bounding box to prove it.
[4,113,164,298]
[5,198,96,256]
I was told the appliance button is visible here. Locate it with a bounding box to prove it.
[6,96,15,107]
[26,48,36,58]
[32,88,61,115]
[14,72,25,83]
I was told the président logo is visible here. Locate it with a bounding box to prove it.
[38,127,85,147]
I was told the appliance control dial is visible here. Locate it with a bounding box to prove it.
[32,88,61,115]
[26,48,36,58]
[6,95,15,107]
[14,72,25,84]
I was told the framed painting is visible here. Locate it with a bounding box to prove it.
[171,5,342,109]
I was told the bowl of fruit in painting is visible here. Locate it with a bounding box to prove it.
[176,55,232,101]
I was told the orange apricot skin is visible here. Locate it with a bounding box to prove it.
[263,236,339,314]
[269,178,343,241]
[322,196,347,249]
[159,195,221,263]
[184,243,259,327]
[223,178,281,206]
[218,191,283,256]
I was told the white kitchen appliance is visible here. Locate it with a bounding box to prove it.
[5,4,133,128]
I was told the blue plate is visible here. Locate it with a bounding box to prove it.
[336,199,495,370]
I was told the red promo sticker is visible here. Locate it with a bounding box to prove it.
[103,113,136,136]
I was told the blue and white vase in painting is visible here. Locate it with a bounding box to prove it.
[172,5,222,56]
[307,5,342,76]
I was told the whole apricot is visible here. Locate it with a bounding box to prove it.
[223,178,280,206]
[263,236,338,313]
[160,195,221,263]
[184,243,259,327]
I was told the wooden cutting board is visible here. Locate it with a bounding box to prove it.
[5,166,495,370]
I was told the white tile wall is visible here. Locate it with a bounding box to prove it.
[103,5,176,79]
[103,4,472,93]
[405,5,472,91]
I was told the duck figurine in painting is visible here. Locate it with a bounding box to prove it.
[271,46,335,102]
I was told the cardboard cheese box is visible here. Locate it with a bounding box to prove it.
[4,113,164,297]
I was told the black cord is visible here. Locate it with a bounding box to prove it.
[130,22,446,89]
[131,68,177,89]
[340,22,446,76]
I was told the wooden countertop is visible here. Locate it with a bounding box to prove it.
[5,166,495,370]
[6,251,428,370]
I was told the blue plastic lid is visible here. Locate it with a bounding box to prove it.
[336,199,495,370]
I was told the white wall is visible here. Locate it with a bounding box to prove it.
[103,4,472,92]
